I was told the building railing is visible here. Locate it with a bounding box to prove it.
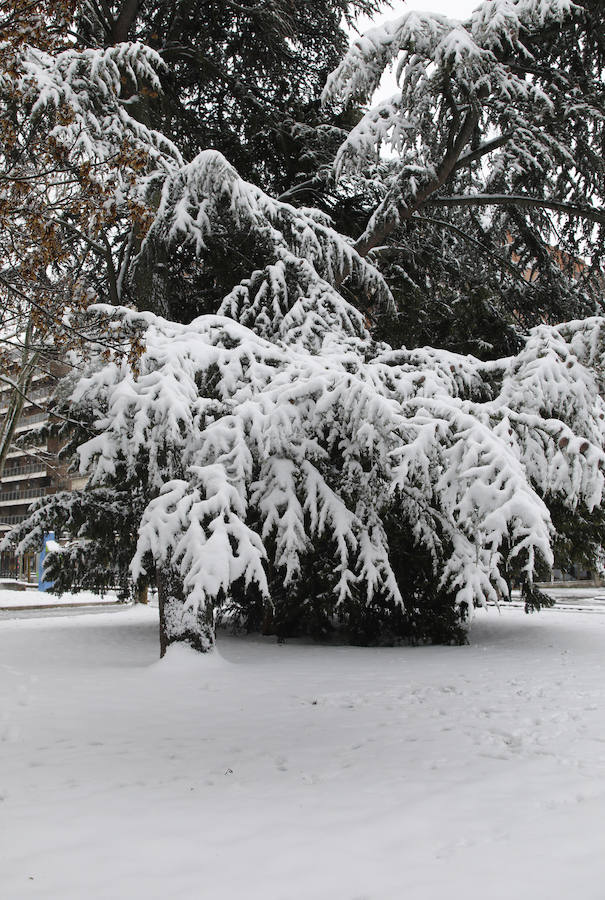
[20,412,47,425]
[0,513,29,526]
[0,486,51,503]
[0,383,52,412]
[2,462,47,478]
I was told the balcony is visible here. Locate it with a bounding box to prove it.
[6,446,46,460]
[2,462,47,481]
[14,412,48,434]
[0,486,52,505]
[0,512,29,527]
[0,383,53,414]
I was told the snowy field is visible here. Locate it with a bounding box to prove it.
[1,605,605,900]
[0,586,121,609]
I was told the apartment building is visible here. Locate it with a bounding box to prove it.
[0,371,85,581]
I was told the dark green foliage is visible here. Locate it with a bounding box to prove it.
[226,540,341,643]
[228,524,468,647]
[548,499,605,582]
[373,281,523,360]
[135,204,280,322]
[10,488,146,601]
[373,514,469,646]
[78,0,380,197]
[368,202,602,360]
[498,494,605,612]
[521,582,556,614]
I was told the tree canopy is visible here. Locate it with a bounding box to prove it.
[2,0,605,654]
[325,0,605,354]
[76,0,381,195]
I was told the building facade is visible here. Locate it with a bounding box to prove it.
[0,371,85,581]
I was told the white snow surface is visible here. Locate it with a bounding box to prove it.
[0,587,120,608]
[2,605,605,899]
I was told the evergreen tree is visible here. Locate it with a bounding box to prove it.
[3,0,605,655]
[7,156,605,654]
[76,0,380,197]
[324,0,605,355]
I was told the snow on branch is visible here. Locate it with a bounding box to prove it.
[132,466,269,635]
[19,41,181,176]
[138,150,392,346]
[12,305,602,635]
[323,0,578,195]
[324,0,575,110]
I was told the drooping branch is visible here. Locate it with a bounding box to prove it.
[426,194,605,226]
[353,107,481,259]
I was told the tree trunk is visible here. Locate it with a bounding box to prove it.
[132,207,170,316]
[134,583,148,604]
[156,565,215,657]
[111,0,141,44]
[0,339,39,479]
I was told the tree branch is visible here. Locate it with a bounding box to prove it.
[426,194,605,226]
[353,106,481,259]
[453,133,513,171]
[111,0,140,43]
[0,276,129,353]
[372,214,535,289]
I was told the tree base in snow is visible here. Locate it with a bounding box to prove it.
[157,569,215,656]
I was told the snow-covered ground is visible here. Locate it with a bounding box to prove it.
[0,586,121,609]
[1,605,605,900]
[510,586,605,609]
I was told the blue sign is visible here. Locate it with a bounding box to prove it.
[38,532,56,591]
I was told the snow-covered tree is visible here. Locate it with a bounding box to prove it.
[0,0,179,474]
[323,0,605,352]
[76,0,381,198]
[7,155,605,652]
[3,0,605,656]
[133,149,390,337]
[9,295,605,650]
